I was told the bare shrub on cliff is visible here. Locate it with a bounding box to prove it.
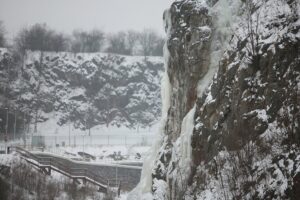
[243,0,264,66]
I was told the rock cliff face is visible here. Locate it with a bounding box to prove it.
[0,50,163,134]
[165,1,212,141]
[145,0,300,199]
[152,0,214,194]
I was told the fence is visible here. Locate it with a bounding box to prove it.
[42,134,155,147]
[0,132,156,151]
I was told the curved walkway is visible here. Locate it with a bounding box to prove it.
[13,147,142,192]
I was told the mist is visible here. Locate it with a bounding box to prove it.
[0,0,173,38]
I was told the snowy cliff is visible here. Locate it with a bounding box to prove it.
[130,0,300,199]
[0,50,163,134]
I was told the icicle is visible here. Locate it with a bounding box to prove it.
[197,0,241,97]
[127,8,172,200]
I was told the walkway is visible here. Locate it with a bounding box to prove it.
[12,146,142,193]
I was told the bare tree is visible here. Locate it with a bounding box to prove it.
[24,23,51,51]
[152,37,164,56]
[0,21,6,47]
[126,30,139,55]
[14,28,29,56]
[50,32,69,52]
[138,29,164,56]
[85,29,105,52]
[106,31,130,55]
[70,29,104,53]
[106,30,164,56]
[70,38,82,55]
[14,23,58,53]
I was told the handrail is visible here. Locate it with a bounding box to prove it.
[13,146,40,160]
[12,146,120,189]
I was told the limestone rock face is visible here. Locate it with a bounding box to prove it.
[151,0,300,199]
[0,51,164,132]
[192,38,300,166]
[152,1,213,189]
[165,1,212,141]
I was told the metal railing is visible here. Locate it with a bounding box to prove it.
[12,146,120,190]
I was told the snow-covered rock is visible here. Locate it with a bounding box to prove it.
[0,50,163,134]
[132,0,300,199]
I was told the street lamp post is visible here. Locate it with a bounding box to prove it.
[13,109,17,141]
[74,130,76,147]
[23,111,26,148]
[116,165,118,188]
[83,134,85,152]
[68,120,71,146]
[5,107,8,139]
[5,107,8,153]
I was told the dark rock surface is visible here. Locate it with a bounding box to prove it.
[150,0,300,199]
[0,50,163,133]
[153,2,213,187]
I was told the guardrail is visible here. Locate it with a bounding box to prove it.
[12,146,120,192]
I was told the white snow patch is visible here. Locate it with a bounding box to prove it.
[127,7,172,200]
[176,106,196,175]
[197,0,241,97]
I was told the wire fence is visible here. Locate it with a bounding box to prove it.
[42,134,155,147]
[0,133,156,148]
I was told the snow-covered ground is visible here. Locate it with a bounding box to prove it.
[0,124,160,165]
[34,144,151,164]
[0,122,160,147]
[28,121,160,147]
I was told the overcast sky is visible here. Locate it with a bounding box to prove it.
[0,0,173,39]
